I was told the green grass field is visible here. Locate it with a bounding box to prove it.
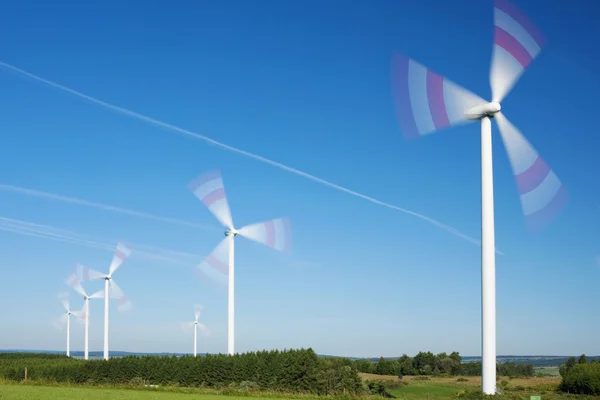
[388,384,460,399]
[536,366,561,376]
[0,384,288,400]
[0,383,578,400]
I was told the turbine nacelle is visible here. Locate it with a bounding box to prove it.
[465,102,501,120]
[224,229,238,237]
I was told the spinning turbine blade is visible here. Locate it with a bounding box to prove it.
[196,237,229,287]
[65,272,86,297]
[109,242,131,275]
[495,113,568,231]
[197,323,210,336]
[391,52,485,139]
[73,306,87,325]
[109,280,132,312]
[53,314,68,330]
[77,264,106,281]
[181,321,194,333]
[194,304,204,321]
[188,170,234,229]
[58,292,70,311]
[490,0,546,103]
[237,217,292,252]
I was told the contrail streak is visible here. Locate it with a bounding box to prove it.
[0,184,220,232]
[0,216,199,267]
[0,60,492,252]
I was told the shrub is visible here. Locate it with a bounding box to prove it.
[559,362,600,395]
[238,381,260,392]
[128,377,147,387]
[455,388,532,400]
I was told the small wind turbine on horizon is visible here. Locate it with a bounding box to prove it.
[390,0,566,394]
[188,169,291,356]
[65,270,103,360]
[181,304,209,357]
[53,292,85,357]
[78,243,133,361]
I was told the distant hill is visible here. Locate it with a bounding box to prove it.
[1,349,597,366]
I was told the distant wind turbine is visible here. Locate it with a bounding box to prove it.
[65,270,103,360]
[189,170,291,355]
[53,292,85,357]
[181,304,209,357]
[78,243,133,361]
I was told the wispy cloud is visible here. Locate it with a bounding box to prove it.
[0,215,199,267]
[0,61,486,251]
[0,184,219,232]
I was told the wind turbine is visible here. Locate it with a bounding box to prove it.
[188,169,291,355]
[390,0,566,394]
[65,270,103,360]
[53,292,85,357]
[78,243,133,361]
[181,304,209,357]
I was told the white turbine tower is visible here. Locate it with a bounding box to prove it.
[390,0,567,394]
[53,292,85,357]
[181,304,209,357]
[188,169,291,356]
[65,270,103,360]
[78,243,133,361]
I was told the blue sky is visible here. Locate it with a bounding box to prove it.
[0,0,599,358]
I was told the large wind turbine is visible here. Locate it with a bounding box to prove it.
[78,243,133,361]
[188,169,291,355]
[65,270,103,360]
[53,292,85,357]
[181,304,209,357]
[390,0,566,394]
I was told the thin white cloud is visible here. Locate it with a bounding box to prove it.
[0,215,199,267]
[0,184,219,232]
[0,60,490,252]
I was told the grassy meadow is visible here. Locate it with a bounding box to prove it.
[359,373,597,399]
[0,384,298,400]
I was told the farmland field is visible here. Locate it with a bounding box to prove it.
[359,373,587,399]
[360,372,561,386]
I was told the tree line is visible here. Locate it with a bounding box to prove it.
[0,348,538,395]
[355,352,535,378]
[0,349,367,395]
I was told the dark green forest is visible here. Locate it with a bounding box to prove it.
[0,349,365,395]
[355,352,535,378]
